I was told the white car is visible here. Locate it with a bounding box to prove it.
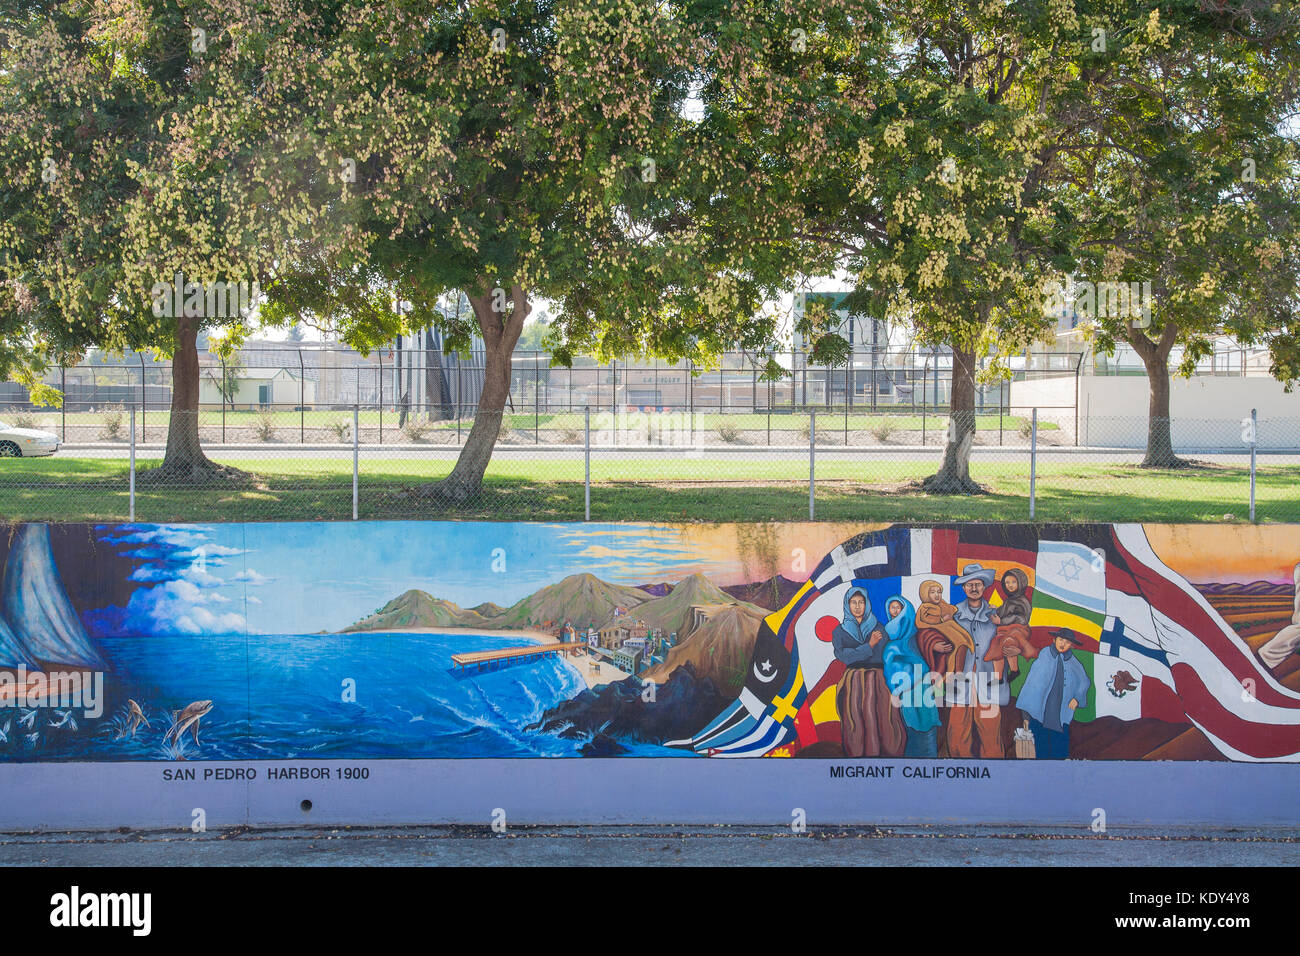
[0,421,60,457]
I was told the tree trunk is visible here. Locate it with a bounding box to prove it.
[140,316,244,484]
[162,316,215,476]
[922,343,984,494]
[1126,322,1188,468]
[425,329,450,421]
[416,285,529,504]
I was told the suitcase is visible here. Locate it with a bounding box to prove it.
[1013,727,1036,759]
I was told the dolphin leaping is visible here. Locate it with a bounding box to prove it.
[164,700,213,747]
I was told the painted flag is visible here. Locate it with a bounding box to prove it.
[1030,539,1108,641]
[1100,524,1300,760]
[1073,619,1186,724]
[668,584,810,756]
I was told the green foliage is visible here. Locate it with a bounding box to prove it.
[98,404,124,440]
[1067,4,1300,385]
[6,407,37,429]
[253,410,275,442]
[402,419,433,442]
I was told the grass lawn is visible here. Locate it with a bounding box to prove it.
[0,455,1292,524]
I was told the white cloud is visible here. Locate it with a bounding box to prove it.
[233,569,274,586]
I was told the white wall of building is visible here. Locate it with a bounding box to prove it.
[1011,374,1300,450]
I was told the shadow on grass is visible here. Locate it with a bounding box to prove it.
[0,462,1296,524]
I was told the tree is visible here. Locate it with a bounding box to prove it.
[0,1,336,480]
[710,0,1299,491]
[205,350,245,411]
[256,0,825,504]
[715,0,1083,492]
[1067,1,1300,466]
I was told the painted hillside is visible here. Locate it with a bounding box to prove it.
[634,573,740,633]
[643,602,769,691]
[343,590,488,631]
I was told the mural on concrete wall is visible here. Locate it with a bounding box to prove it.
[0,521,1298,762]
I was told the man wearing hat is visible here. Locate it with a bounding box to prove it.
[947,563,1009,758]
[1016,628,1092,759]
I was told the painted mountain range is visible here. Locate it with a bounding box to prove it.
[345,570,768,688]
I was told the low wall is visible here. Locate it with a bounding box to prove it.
[1,520,1298,829]
[1012,374,1300,450]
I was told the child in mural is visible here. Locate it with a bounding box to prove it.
[1017,628,1091,759]
[882,595,941,758]
[984,568,1038,681]
[915,578,975,695]
[832,586,906,758]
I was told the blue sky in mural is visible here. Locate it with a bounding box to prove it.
[91,523,743,636]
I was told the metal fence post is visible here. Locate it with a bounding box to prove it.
[352,404,359,521]
[60,365,66,442]
[1029,407,1038,520]
[129,407,136,521]
[921,361,927,445]
[1249,407,1257,523]
[299,349,306,443]
[584,406,591,522]
[809,408,816,521]
[688,359,694,445]
[221,357,227,443]
[535,352,540,444]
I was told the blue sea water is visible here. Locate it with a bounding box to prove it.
[0,632,687,761]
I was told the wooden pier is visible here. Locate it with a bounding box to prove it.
[450,641,588,674]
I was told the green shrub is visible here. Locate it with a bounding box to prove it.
[98,404,124,440]
[403,419,432,441]
[254,410,276,442]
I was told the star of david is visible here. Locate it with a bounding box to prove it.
[1059,557,1082,583]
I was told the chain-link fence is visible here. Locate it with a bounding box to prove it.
[1,403,1295,524]
[0,347,1082,446]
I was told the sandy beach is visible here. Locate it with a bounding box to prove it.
[363,626,628,690]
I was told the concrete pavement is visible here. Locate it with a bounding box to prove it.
[3,825,1296,866]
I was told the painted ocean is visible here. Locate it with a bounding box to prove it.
[0,632,683,761]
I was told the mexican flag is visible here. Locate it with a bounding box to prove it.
[1072,646,1185,723]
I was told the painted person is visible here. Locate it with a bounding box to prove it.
[916,578,975,672]
[983,568,1037,681]
[946,563,1009,759]
[832,586,906,758]
[1017,628,1091,759]
[882,595,941,758]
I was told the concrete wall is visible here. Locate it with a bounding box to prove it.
[1,520,1297,829]
[1012,374,1300,450]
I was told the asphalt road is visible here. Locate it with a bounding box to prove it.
[3,825,1296,866]
[52,444,1285,465]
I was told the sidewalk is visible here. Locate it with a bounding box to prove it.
[4,825,1297,866]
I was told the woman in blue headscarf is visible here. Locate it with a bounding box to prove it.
[832,586,906,758]
[882,595,942,758]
